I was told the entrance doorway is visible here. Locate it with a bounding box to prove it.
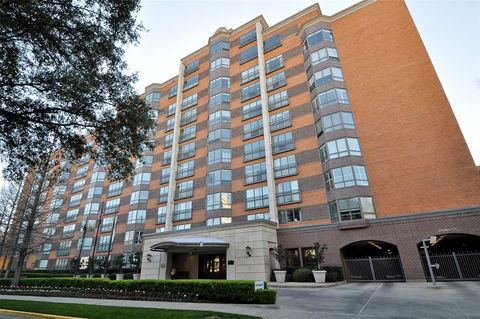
[418,233,480,281]
[198,253,226,279]
[341,240,405,282]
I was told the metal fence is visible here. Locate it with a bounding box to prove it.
[421,251,480,281]
[343,256,405,282]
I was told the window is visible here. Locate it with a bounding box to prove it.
[276,180,301,204]
[54,185,67,196]
[127,209,146,224]
[46,213,59,224]
[265,55,284,74]
[167,103,176,116]
[162,150,172,165]
[50,198,63,210]
[324,165,369,191]
[133,172,151,186]
[43,227,56,237]
[130,190,149,204]
[157,206,166,224]
[243,119,263,140]
[41,243,52,254]
[211,41,230,55]
[173,224,191,231]
[315,112,355,136]
[62,224,75,238]
[266,72,286,91]
[125,231,143,245]
[185,60,199,74]
[310,47,338,65]
[101,216,115,232]
[329,196,376,223]
[207,148,231,165]
[319,138,361,163]
[246,186,269,209]
[158,186,168,203]
[108,181,123,197]
[58,172,70,184]
[145,91,161,103]
[178,142,195,160]
[245,162,267,184]
[270,110,291,131]
[72,179,85,193]
[208,110,230,126]
[240,46,258,64]
[169,86,178,99]
[57,240,71,256]
[176,161,194,179]
[247,212,270,221]
[210,57,230,71]
[149,109,158,119]
[69,194,82,207]
[309,67,343,89]
[209,77,230,91]
[206,192,231,210]
[242,100,262,120]
[75,165,88,179]
[181,109,197,126]
[34,260,48,270]
[160,167,170,184]
[77,237,93,250]
[272,132,295,154]
[84,219,96,231]
[208,128,231,143]
[241,65,259,84]
[55,259,69,270]
[183,75,198,91]
[313,88,349,111]
[166,118,175,132]
[78,154,90,165]
[244,139,265,161]
[209,93,230,106]
[156,227,166,233]
[175,180,194,199]
[104,198,120,214]
[173,201,192,221]
[97,235,112,251]
[135,155,153,168]
[84,202,99,215]
[65,209,78,222]
[179,125,196,142]
[274,155,297,178]
[182,93,198,110]
[207,170,232,186]
[241,82,260,101]
[206,217,232,227]
[239,29,256,46]
[279,208,302,224]
[305,29,334,49]
[264,34,281,52]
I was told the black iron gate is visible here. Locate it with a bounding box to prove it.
[420,251,480,281]
[343,256,405,282]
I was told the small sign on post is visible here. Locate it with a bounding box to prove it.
[254,281,264,291]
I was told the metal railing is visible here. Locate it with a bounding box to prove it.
[420,251,480,281]
[343,256,405,282]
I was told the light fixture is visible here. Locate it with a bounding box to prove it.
[146,254,152,262]
[246,246,252,257]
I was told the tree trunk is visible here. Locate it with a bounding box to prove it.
[11,247,28,287]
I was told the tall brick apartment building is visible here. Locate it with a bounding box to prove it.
[9,0,480,282]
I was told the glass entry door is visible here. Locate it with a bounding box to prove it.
[198,253,226,279]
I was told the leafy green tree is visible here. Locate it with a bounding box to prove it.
[0,0,155,181]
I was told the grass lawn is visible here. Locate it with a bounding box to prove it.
[0,300,260,319]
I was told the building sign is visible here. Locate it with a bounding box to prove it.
[254,281,264,291]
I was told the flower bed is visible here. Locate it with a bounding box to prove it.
[0,278,276,304]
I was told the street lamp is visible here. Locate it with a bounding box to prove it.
[421,236,440,286]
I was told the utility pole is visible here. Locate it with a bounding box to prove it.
[88,202,104,277]
[103,213,117,277]
[75,224,87,276]
[421,237,440,286]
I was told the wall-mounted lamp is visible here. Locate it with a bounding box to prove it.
[245,246,252,257]
[146,254,152,262]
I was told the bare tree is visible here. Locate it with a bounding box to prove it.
[0,182,21,276]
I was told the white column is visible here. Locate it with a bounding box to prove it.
[255,22,278,225]
[165,63,185,231]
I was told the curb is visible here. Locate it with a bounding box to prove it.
[0,309,85,319]
[267,281,345,289]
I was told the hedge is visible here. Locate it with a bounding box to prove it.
[292,268,314,282]
[0,278,276,304]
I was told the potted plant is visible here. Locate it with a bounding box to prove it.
[312,242,328,283]
[129,252,142,280]
[272,245,288,283]
[94,256,109,278]
[112,255,125,280]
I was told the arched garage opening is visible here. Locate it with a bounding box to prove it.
[418,233,480,281]
[341,240,405,282]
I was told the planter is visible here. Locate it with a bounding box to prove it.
[273,270,287,283]
[133,274,141,280]
[100,274,106,278]
[312,270,327,283]
[115,273,124,280]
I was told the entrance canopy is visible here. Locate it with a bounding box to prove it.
[150,236,229,253]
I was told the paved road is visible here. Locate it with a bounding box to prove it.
[1,282,479,319]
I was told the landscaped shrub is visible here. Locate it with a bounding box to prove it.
[0,278,276,304]
[324,266,344,282]
[292,268,314,282]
